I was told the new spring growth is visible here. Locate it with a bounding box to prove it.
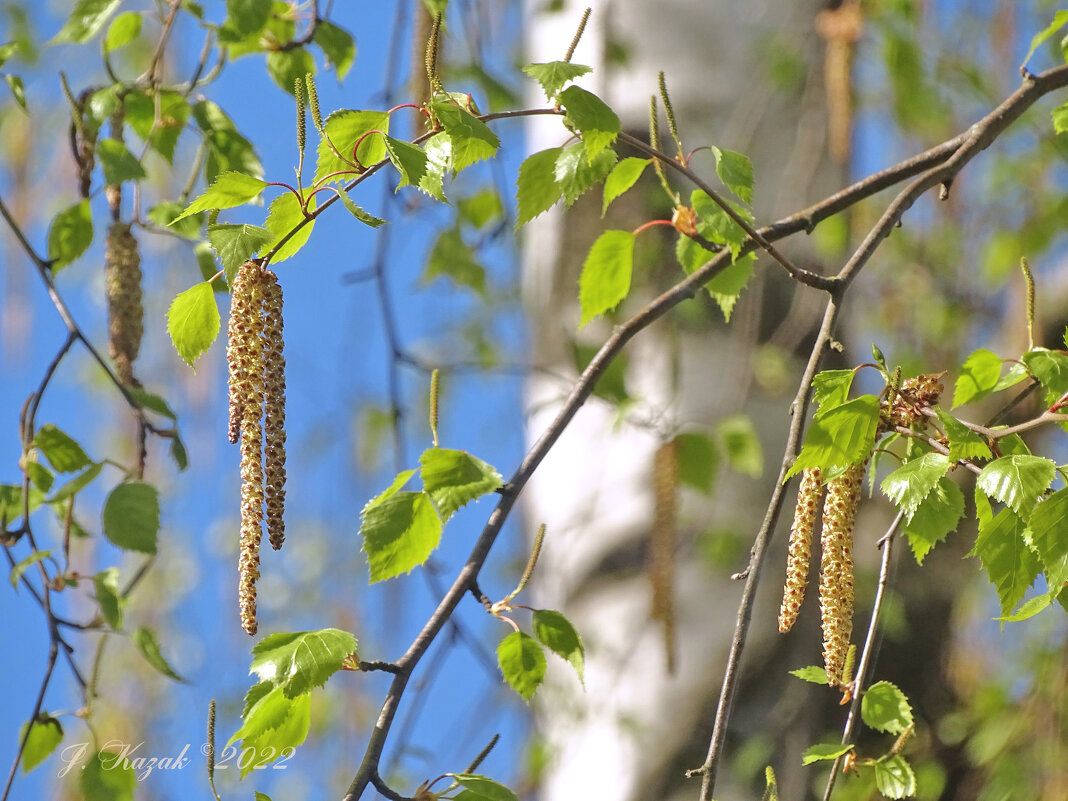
[564,7,592,63]
[425,13,444,99]
[429,368,440,447]
[1021,257,1035,350]
[306,73,324,133]
[492,524,546,619]
[294,75,306,156]
[648,95,678,203]
[207,699,221,801]
[658,71,683,160]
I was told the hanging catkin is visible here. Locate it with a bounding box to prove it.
[104,222,143,386]
[778,467,823,633]
[262,271,287,551]
[818,462,864,686]
[650,440,678,673]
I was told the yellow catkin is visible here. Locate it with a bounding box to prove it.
[778,466,823,633]
[819,462,864,686]
[650,440,679,673]
[815,1,863,166]
[104,222,143,386]
[262,271,287,551]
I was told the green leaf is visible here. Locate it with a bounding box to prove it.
[266,48,316,96]
[25,462,53,493]
[5,74,26,112]
[419,447,502,522]
[453,775,520,801]
[360,490,442,582]
[719,413,763,478]
[34,424,91,472]
[992,360,1029,393]
[104,11,142,50]
[559,85,620,160]
[704,253,755,321]
[874,755,917,800]
[194,100,263,183]
[573,343,628,404]
[314,109,389,184]
[880,453,951,519]
[314,20,356,80]
[788,665,829,685]
[972,508,1043,615]
[263,192,316,264]
[801,743,853,765]
[903,477,964,565]
[336,187,386,227]
[52,0,123,44]
[710,145,754,204]
[786,395,881,480]
[173,170,268,222]
[935,409,992,462]
[1022,348,1068,406]
[423,228,485,294]
[811,370,856,415]
[952,348,1002,408]
[602,157,650,216]
[167,282,221,368]
[384,135,430,192]
[47,200,93,271]
[532,609,584,683]
[10,550,51,590]
[93,567,124,629]
[170,432,189,471]
[364,469,418,511]
[497,631,546,702]
[148,201,202,239]
[675,431,718,494]
[861,680,913,734]
[133,627,186,682]
[0,42,18,69]
[1026,488,1068,591]
[515,147,563,225]
[976,455,1056,520]
[432,101,500,173]
[48,462,103,503]
[419,131,450,200]
[691,190,751,259]
[207,223,273,280]
[457,187,503,230]
[124,89,189,163]
[0,484,44,524]
[19,714,63,773]
[226,0,271,36]
[228,684,310,778]
[80,750,136,801]
[1052,103,1068,135]
[578,230,634,327]
[1021,10,1068,68]
[522,61,592,99]
[996,590,1056,622]
[555,141,616,207]
[249,629,357,697]
[102,481,159,555]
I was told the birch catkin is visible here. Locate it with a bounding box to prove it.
[819,462,864,686]
[650,440,679,673]
[262,271,287,551]
[778,467,823,633]
[104,222,143,386]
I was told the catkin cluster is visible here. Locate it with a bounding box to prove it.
[227,261,287,635]
[778,467,823,634]
[104,222,143,386]
[818,463,864,687]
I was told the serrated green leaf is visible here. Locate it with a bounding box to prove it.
[336,187,386,227]
[691,190,751,259]
[423,228,485,294]
[935,409,992,462]
[263,192,316,264]
[1026,487,1068,590]
[996,590,1056,622]
[675,431,717,494]
[602,157,650,216]
[1021,10,1068,68]
[250,629,357,697]
[384,135,430,192]
[314,109,389,184]
[132,627,186,682]
[497,631,546,702]
[453,775,520,801]
[207,223,273,280]
[522,61,592,99]
[363,469,418,513]
[719,413,763,478]
[419,131,450,200]
[52,0,123,44]
[102,481,159,554]
[34,424,91,473]
[705,253,755,321]
[992,360,1029,393]
[952,348,1001,408]
[789,665,829,684]
[48,463,103,503]
[19,714,63,773]
[555,141,616,207]
[710,145,754,204]
[1022,348,1068,406]
[861,680,913,734]
[972,507,1043,615]
[786,395,881,480]
[874,755,917,800]
[801,743,853,765]
[419,447,502,521]
[559,85,620,160]
[432,101,500,173]
[266,48,315,96]
[578,230,634,327]
[903,477,964,564]
[104,11,141,50]
[811,370,856,416]
[516,147,562,225]
[314,19,356,80]
[532,609,584,683]
[976,455,1055,520]
[360,490,442,582]
[124,89,189,163]
[93,567,124,629]
[167,281,221,368]
[881,453,951,519]
[10,550,51,590]
[173,171,268,222]
[227,0,271,36]
[47,200,93,271]
[228,683,310,778]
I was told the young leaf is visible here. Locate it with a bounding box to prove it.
[861,681,913,734]
[1020,10,1068,69]
[104,10,141,50]
[578,230,634,327]
[172,170,268,222]
[691,190,751,258]
[9,550,51,590]
[48,463,103,504]
[788,665,829,685]
[52,0,123,44]
[360,490,443,583]
[364,469,418,510]
[874,755,917,800]
[457,187,503,230]
[19,714,63,773]
[207,223,273,280]
[250,629,358,697]
[419,447,502,522]
[124,89,189,163]
[34,424,91,473]
[80,749,136,801]
[420,131,450,200]
[719,413,763,478]
[935,409,992,462]
[1054,103,1068,135]
[952,348,1001,408]
[522,61,592,99]
[432,101,500,172]
[384,135,431,193]
[555,141,616,207]
[93,567,124,629]
[675,431,718,495]
[133,627,186,682]
[811,370,856,415]
[1026,487,1068,591]
[602,157,650,216]
[976,455,1055,520]
[423,228,486,295]
[801,743,854,765]
[516,147,563,225]
[47,200,93,271]
[453,775,520,801]
[228,684,310,778]
[313,19,356,80]
[785,395,881,480]
[24,462,53,492]
[102,481,159,554]
[497,631,546,702]
[96,139,146,184]
[710,145,754,204]
[167,281,221,368]
[705,252,755,321]
[903,477,964,565]
[266,48,316,96]
[1022,348,1068,405]
[148,201,203,239]
[226,0,272,36]
[532,609,584,683]
[880,453,951,519]
[558,85,620,160]
[971,508,1043,615]
[263,192,317,264]
[997,590,1056,622]
[314,110,390,184]
[336,187,386,227]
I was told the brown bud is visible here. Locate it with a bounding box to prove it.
[104,222,143,386]
[819,462,863,686]
[778,467,823,633]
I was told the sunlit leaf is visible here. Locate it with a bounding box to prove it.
[497,631,545,702]
[19,714,63,773]
[80,749,135,801]
[971,507,1042,615]
[522,61,592,99]
[249,629,358,697]
[263,191,316,264]
[801,743,853,765]
[167,281,221,368]
[952,348,1001,408]
[52,0,123,44]
[710,145,754,204]
[102,481,159,555]
[578,230,634,327]
[861,681,913,734]
[515,147,562,225]
[786,395,881,480]
[360,490,442,582]
[314,19,356,80]
[47,200,93,271]
[172,171,268,222]
[903,477,964,565]
[602,157,650,216]
[34,424,91,473]
[558,85,620,160]
[419,447,501,522]
[976,455,1055,520]
[532,609,584,684]
[880,453,951,519]
[874,756,917,800]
